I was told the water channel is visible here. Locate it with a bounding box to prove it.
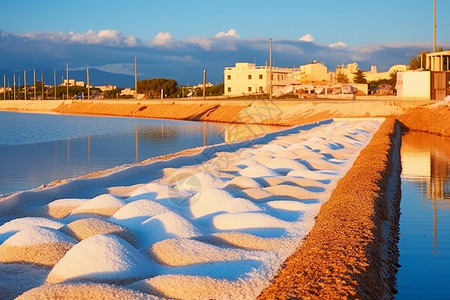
[396,131,450,299]
[0,111,281,196]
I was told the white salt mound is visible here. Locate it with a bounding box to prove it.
[224,176,262,190]
[213,212,291,230]
[239,165,280,178]
[41,198,88,218]
[16,282,159,300]
[0,226,77,266]
[189,188,261,218]
[136,212,200,248]
[109,199,171,229]
[128,182,171,199]
[130,275,245,300]
[151,237,246,266]
[265,157,310,173]
[0,217,64,243]
[2,226,76,246]
[47,234,155,284]
[70,194,125,217]
[62,217,138,246]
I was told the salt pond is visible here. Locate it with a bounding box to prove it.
[0,111,280,196]
[396,131,450,299]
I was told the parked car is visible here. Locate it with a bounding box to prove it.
[72,93,84,99]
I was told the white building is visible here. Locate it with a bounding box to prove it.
[292,61,330,83]
[335,63,407,83]
[224,62,293,96]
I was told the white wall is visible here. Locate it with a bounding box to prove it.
[396,71,430,99]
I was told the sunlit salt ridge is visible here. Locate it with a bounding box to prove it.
[0,118,382,299]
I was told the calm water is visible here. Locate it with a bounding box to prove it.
[0,111,280,196]
[396,131,450,299]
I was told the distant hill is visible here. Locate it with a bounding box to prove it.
[0,68,134,88]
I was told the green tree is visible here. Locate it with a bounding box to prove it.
[103,88,121,99]
[336,72,349,83]
[137,78,178,98]
[353,69,367,84]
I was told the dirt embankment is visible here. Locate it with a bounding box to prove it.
[398,103,450,136]
[258,118,402,299]
[0,98,430,127]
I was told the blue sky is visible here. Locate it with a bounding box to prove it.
[1,0,449,86]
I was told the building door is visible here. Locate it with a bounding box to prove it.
[431,71,449,100]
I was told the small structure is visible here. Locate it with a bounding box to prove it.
[95,84,117,92]
[398,51,450,100]
[292,61,330,83]
[426,50,450,71]
[334,63,407,83]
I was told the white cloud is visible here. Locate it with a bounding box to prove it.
[299,34,314,42]
[18,29,140,47]
[152,32,175,47]
[183,37,213,50]
[215,29,240,39]
[94,63,136,75]
[329,41,348,48]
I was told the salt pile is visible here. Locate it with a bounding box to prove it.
[0,118,382,299]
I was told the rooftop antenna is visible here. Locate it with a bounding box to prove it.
[24,71,27,100]
[66,64,69,100]
[135,56,138,100]
[33,69,36,100]
[54,69,56,100]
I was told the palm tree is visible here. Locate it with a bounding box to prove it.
[353,69,367,84]
[409,51,429,70]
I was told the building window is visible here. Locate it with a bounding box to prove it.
[248,87,252,92]
[259,74,263,80]
[227,87,231,92]
[248,75,252,80]
[259,86,263,93]
[227,75,231,80]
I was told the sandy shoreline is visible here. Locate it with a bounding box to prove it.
[0,99,449,299]
[1,98,449,135]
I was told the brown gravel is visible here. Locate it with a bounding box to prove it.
[258,118,402,299]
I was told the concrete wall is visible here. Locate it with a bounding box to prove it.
[396,71,430,99]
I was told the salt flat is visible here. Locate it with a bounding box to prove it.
[0,118,382,299]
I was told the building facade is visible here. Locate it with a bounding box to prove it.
[224,61,408,97]
[224,62,293,96]
[335,63,408,83]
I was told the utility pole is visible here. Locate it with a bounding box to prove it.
[66,64,69,100]
[3,75,5,100]
[203,69,206,100]
[24,71,27,100]
[433,0,436,52]
[269,38,273,100]
[87,68,90,99]
[33,69,36,100]
[41,73,44,100]
[54,69,56,100]
[13,74,16,100]
[135,56,138,100]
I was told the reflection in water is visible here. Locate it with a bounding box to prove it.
[396,131,450,299]
[0,113,283,195]
[401,131,450,200]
